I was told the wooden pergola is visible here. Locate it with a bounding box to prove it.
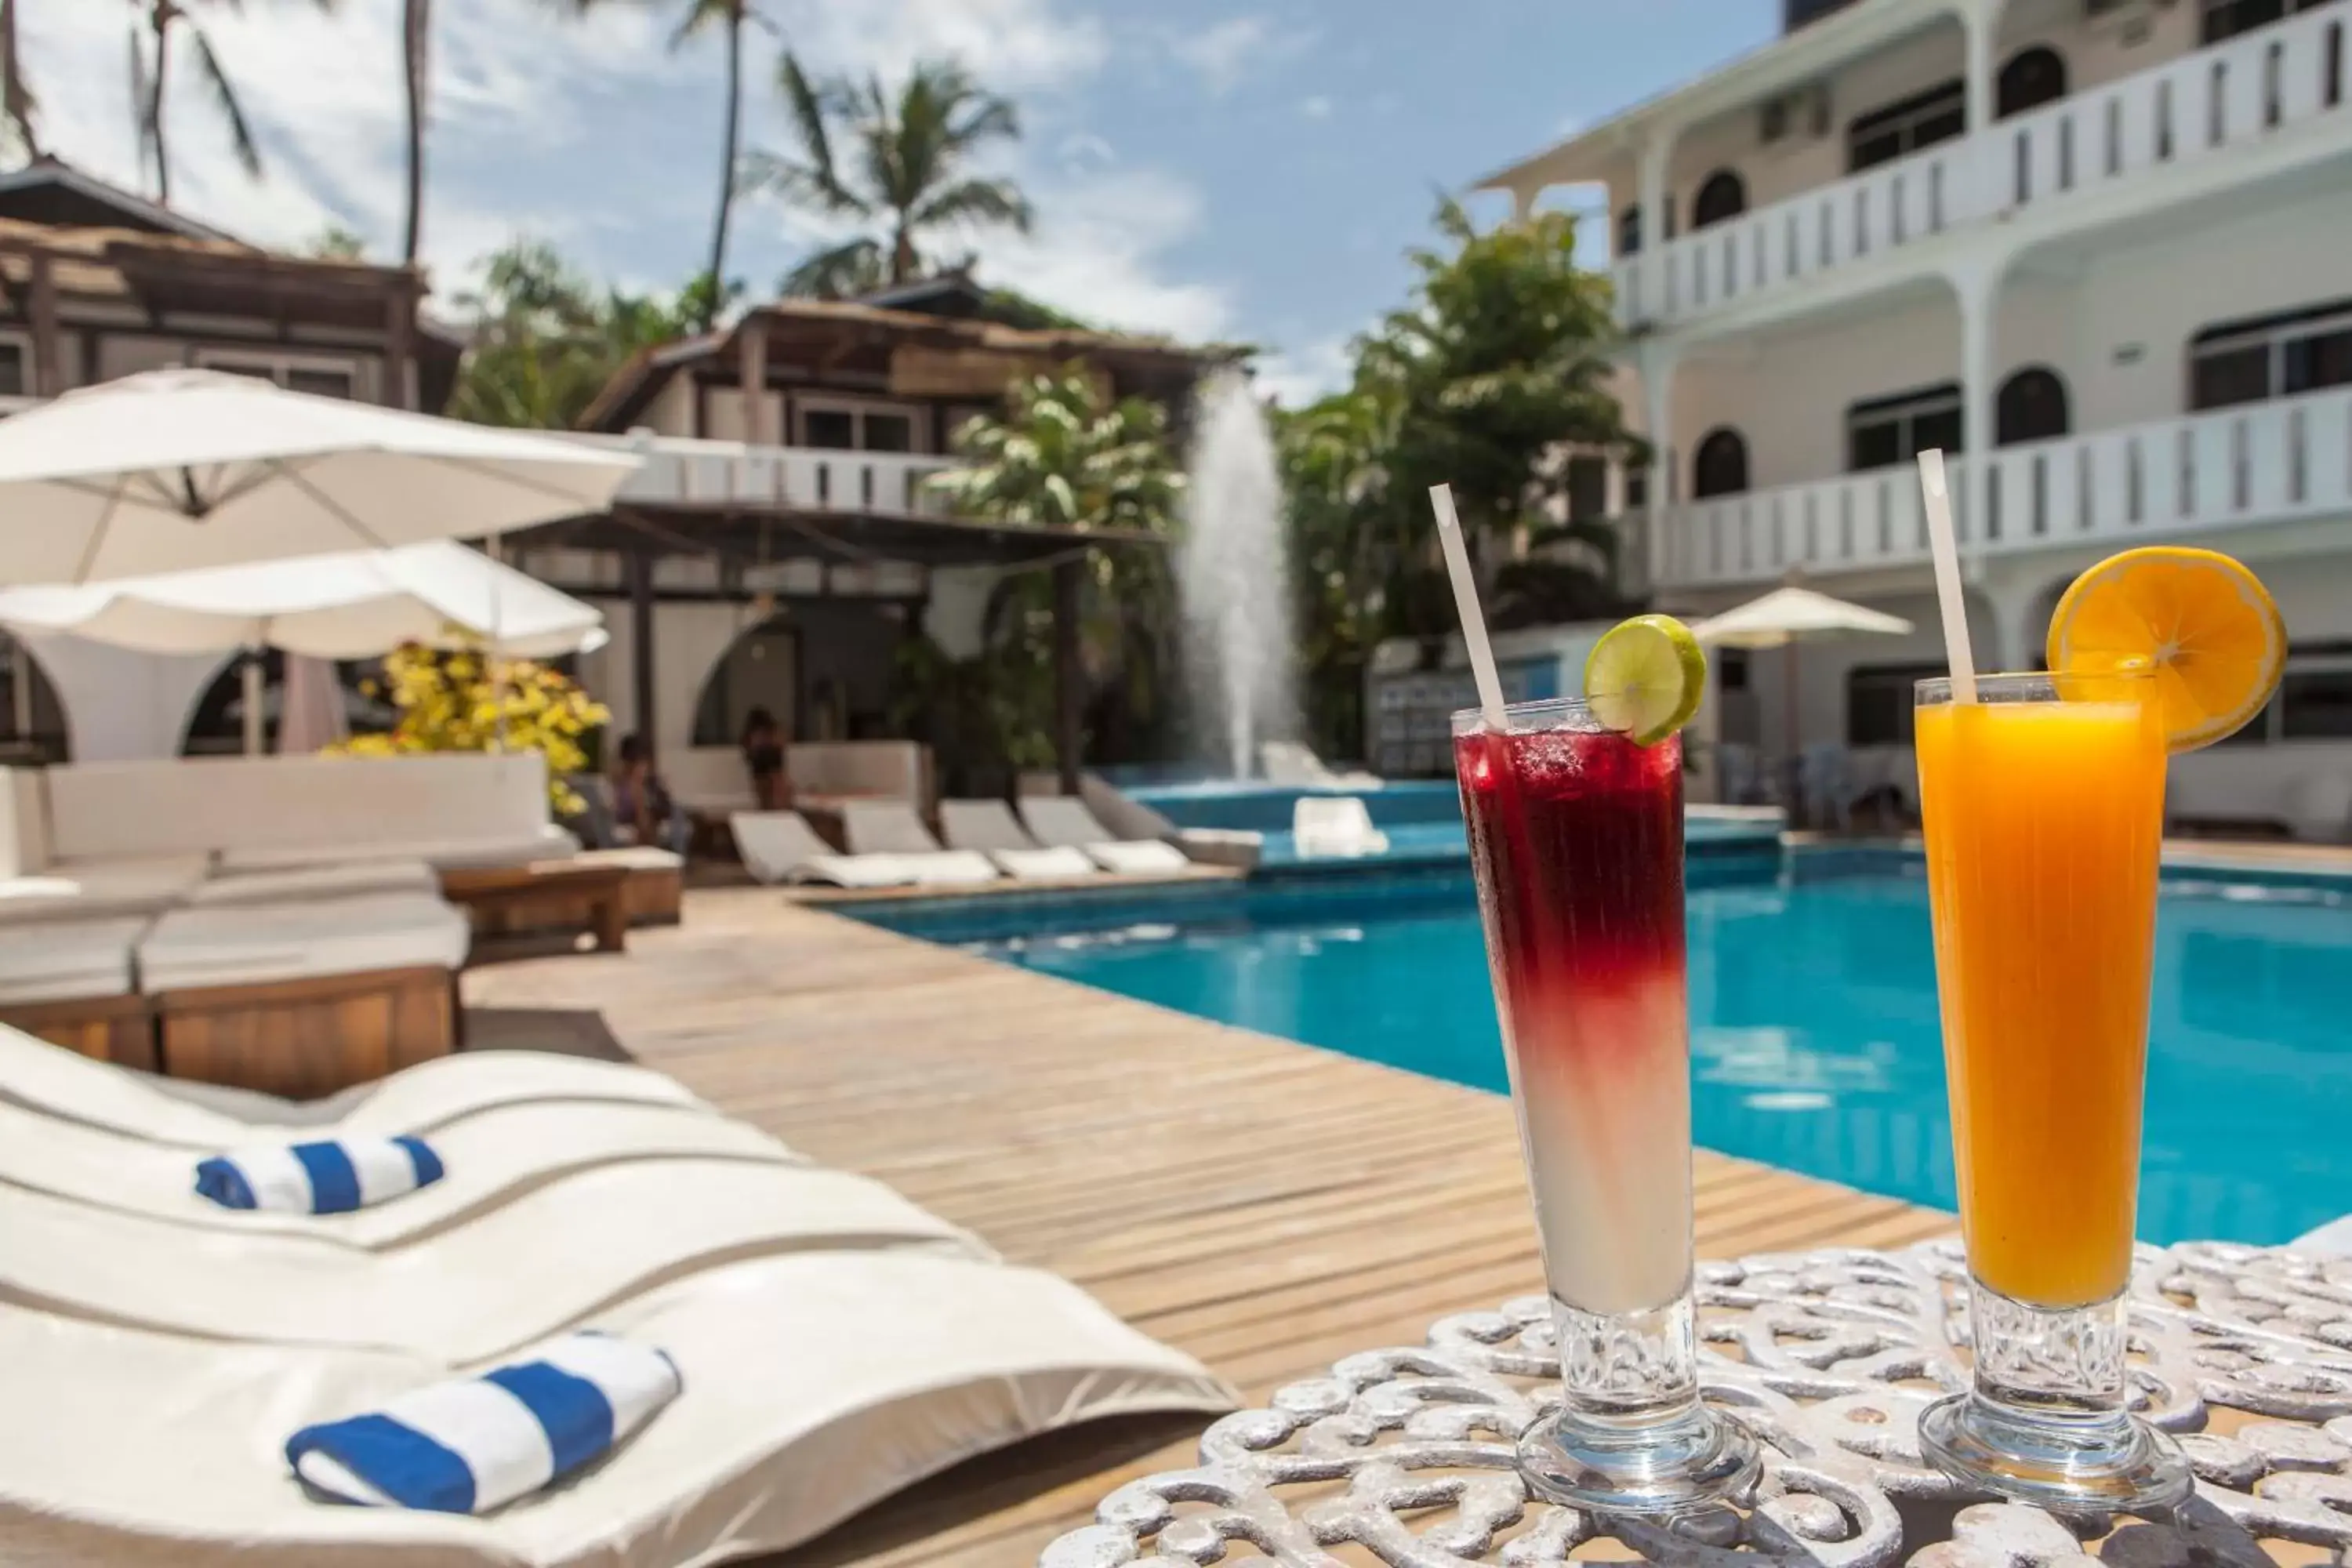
[515,501,1170,793]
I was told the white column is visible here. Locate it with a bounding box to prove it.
[1964,0,1999,135]
[1640,345,1681,591]
[1951,258,1998,569]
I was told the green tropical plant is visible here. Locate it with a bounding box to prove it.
[305,223,368,260]
[914,367,1184,779]
[445,240,701,430]
[749,53,1033,297]
[132,0,337,203]
[328,636,608,815]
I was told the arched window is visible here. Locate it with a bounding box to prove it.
[1692,427,1751,499]
[0,635,69,764]
[180,650,390,757]
[1997,46,2068,119]
[1996,367,2071,445]
[1691,169,1748,231]
[1617,203,1642,257]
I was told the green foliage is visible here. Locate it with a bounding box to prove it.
[1271,200,1641,754]
[305,223,369,260]
[899,368,1185,786]
[750,53,1033,296]
[326,637,608,815]
[445,240,702,430]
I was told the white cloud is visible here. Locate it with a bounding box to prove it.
[1299,95,1334,120]
[777,0,1108,90]
[975,168,1232,342]
[1254,334,1355,408]
[1169,15,1312,98]
[1055,131,1117,175]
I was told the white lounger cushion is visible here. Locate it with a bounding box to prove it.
[0,853,209,926]
[1018,793,1119,850]
[1087,839,1195,875]
[137,891,471,991]
[216,826,579,874]
[993,845,1100,880]
[0,1095,803,1247]
[2,1160,989,1362]
[892,849,1000,886]
[730,811,911,888]
[0,1025,710,1148]
[0,1251,1232,1568]
[0,916,147,1004]
[188,859,441,907]
[938,798,1036,854]
[840,799,948,856]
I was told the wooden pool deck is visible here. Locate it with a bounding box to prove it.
[463,887,1955,1568]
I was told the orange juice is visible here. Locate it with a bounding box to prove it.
[1915,689,2165,1308]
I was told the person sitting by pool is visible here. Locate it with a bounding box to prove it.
[610,733,691,855]
[741,707,790,811]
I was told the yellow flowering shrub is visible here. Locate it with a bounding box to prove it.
[326,636,608,816]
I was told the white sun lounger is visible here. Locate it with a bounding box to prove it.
[0,1094,805,1247]
[1293,795,1392,858]
[0,1250,1232,1568]
[0,1022,712,1149]
[1259,739,1384,789]
[840,800,1002,885]
[728,810,915,888]
[1,1157,989,1363]
[185,858,443,907]
[938,799,1100,880]
[1018,795,1196,875]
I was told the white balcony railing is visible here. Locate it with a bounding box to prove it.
[1615,3,2352,331]
[572,432,960,518]
[1650,387,2352,589]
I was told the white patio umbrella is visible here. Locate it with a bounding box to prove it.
[0,368,640,585]
[0,539,608,661]
[1690,586,1915,808]
[0,540,607,756]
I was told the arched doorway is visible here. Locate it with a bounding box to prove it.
[0,635,69,763]
[180,651,393,757]
[1692,427,1751,499]
[690,613,802,750]
[1995,367,2071,445]
[1997,46,2068,119]
[1691,169,1748,231]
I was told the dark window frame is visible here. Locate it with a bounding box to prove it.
[1846,380,1963,471]
[1995,365,2071,446]
[1846,75,1966,172]
[2189,296,2352,412]
[1690,169,1748,231]
[1996,45,2070,120]
[2201,0,2328,45]
[1846,661,1949,746]
[1692,426,1751,499]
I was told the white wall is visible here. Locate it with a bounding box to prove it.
[578,597,755,760]
[1998,0,2201,93]
[1674,288,1960,490]
[640,375,697,437]
[23,634,223,760]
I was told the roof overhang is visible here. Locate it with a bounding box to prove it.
[1474,0,1959,197]
[516,505,1168,572]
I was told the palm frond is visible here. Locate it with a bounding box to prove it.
[905,176,1032,234]
[776,237,886,299]
[670,0,735,51]
[761,51,861,212]
[737,149,867,216]
[187,21,263,179]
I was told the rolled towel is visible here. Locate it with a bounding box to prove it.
[288,1332,681,1514]
[195,1136,445,1214]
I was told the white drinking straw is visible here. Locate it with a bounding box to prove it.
[1917,449,1977,704]
[1428,485,1510,731]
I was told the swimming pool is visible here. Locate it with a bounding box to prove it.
[860,851,2352,1249]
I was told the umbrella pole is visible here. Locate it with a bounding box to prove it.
[487,534,507,754]
[241,652,264,757]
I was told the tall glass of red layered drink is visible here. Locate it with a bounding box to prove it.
[1454,699,1756,1515]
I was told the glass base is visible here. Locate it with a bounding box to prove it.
[1517,1403,1759,1517]
[1918,1392,2192,1513]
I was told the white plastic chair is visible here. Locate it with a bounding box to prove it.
[1292,796,1390,859]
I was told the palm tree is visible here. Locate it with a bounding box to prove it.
[1,0,38,161]
[749,53,1033,298]
[400,0,427,262]
[132,0,336,205]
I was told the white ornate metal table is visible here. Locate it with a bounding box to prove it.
[1042,1240,2352,1566]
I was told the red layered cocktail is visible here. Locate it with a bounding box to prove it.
[1455,711,1692,1318]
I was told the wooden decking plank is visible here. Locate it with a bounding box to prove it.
[463,887,1947,1568]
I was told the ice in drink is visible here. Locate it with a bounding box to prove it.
[1454,720,1692,1317]
[1915,691,2166,1308]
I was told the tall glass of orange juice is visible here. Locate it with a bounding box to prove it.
[1911,669,2190,1511]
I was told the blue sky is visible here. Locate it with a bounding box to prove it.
[25,0,1780,402]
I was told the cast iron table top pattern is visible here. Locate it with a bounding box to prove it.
[1043,1239,2352,1566]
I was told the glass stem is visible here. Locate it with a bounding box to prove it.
[1553,1288,1701,1427]
[1968,1279,2130,1425]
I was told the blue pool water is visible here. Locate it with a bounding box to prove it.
[907,857,2352,1249]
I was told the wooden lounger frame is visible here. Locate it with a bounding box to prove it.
[156,965,460,1100]
[0,993,159,1073]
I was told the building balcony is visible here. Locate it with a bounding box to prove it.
[573,432,962,518]
[1647,385,2352,590]
[1615,2,2352,336]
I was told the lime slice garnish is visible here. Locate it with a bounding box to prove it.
[1584,614,1708,746]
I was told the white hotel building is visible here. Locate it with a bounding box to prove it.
[1483,0,2352,837]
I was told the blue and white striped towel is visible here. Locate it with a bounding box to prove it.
[287,1333,682,1514]
[194,1136,445,1214]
